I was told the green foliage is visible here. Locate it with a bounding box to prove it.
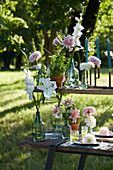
[49,54,69,76]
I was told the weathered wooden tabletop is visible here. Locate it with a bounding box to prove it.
[18,138,113,157]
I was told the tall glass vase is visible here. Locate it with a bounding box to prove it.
[66,58,79,88]
[79,70,88,89]
[53,113,62,139]
[62,119,71,139]
[32,111,45,142]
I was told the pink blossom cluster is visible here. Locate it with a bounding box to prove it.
[89,56,101,66]
[52,105,60,118]
[29,51,41,63]
[99,127,109,136]
[64,99,74,108]
[70,108,81,123]
[82,106,95,116]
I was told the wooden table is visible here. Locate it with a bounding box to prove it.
[18,137,113,170]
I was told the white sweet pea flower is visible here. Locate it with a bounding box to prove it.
[37,78,57,100]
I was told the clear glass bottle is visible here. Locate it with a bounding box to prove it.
[32,112,45,142]
[53,113,62,139]
[62,119,71,139]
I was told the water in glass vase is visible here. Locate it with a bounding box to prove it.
[32,112,45,142]
[62,119,71,139]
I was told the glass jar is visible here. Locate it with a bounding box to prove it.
[32,112,45,142]
[62,119,71,139]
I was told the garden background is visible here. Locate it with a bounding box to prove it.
[1,0,113,169]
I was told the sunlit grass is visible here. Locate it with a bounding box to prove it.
[0,70,113,170]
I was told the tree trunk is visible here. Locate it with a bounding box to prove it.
[16,53,22,69]
[43,29,56,66]
[81,0,101,48]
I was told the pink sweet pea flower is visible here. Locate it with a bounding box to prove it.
[82,106,95,116]
[64,99,74,108]
[89,56,101,66]
[53,37,61,45]
[70,108,81,123]
[29,51,42,63]
[52,105,60,118]
[62,35,74,48]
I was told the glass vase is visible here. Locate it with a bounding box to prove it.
[88,126,92,134]
[53,113,62,139]
[32,111,45,142]
[79,70,88,89]
[62,119,71,139]
[66,58,79,88]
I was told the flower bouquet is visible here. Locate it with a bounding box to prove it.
[23,51,58,141]
[82,106,96,133]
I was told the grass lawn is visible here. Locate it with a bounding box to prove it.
[0,69,113,170]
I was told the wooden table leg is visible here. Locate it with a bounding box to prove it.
[45,140,67,170]
[45,144,56,170]
[78,154,87,170]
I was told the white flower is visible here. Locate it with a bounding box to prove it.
[84,116,96,128]
[99,127,109,136]
[82,134,96,144]
[35,63,42,70]
[88,62,95,68]
[80,62,91,71]
[24,68,31,78]
[37,78,57,100]
[24,69,35,100]
[104,51,113,59]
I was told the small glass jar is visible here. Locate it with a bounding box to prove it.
[62,119,71,139]
[32,112,45,142]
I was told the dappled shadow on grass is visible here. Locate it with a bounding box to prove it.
[0,118,48,169]
[0,79,24,87]
[0,101,34,118]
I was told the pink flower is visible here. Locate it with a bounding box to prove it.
[70,108,81,123]
[52,105,60,118]
[89,56,101,66]
[29,51,41,62]
[53,37,61,45]
[64,99,74,108]
[82,107,95,116]
[99,127,109,136]
[62,35,74,48]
